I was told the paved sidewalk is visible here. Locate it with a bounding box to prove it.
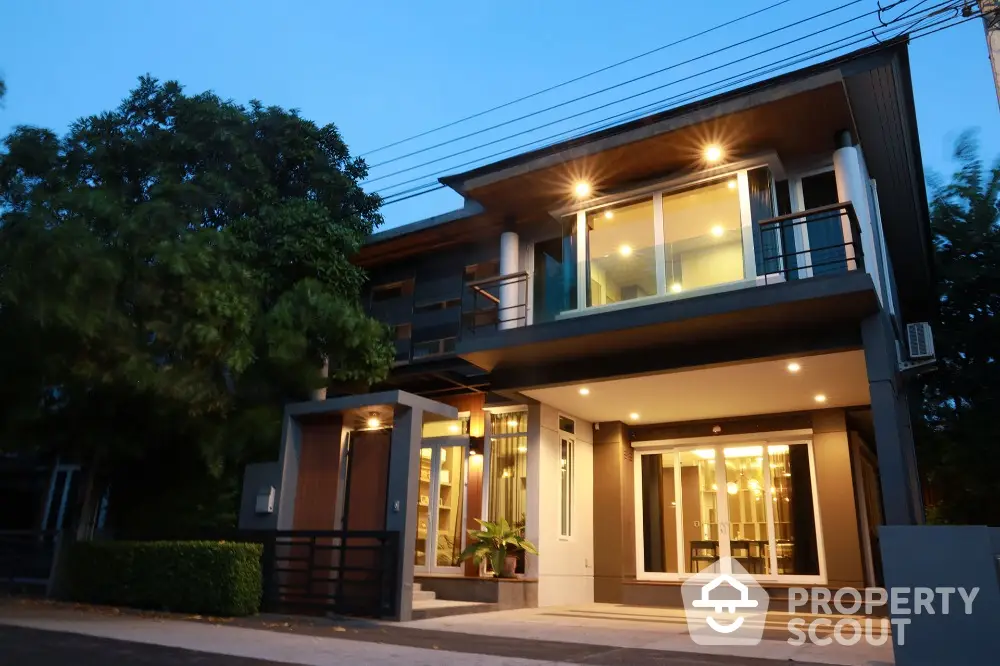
[0,607,548,666]
[0,601,892,666]
[399,604,895,666]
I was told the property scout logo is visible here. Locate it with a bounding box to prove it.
[681,557,979,647]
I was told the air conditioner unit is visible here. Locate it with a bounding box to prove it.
[906,322,935,359]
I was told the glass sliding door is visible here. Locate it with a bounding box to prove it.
[636,440,824,583]
[414,439,468,574]
[586,198,657,306]
[661,178,745,295]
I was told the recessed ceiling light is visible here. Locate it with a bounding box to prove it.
[704,145,723,163]
[786,362,801,373]
[814,394,827,403]
[710,225,724,238]
[579,387,590,396]
[574,181,591,197]
[727,180,737,190]
[619,244,632,257]
[448,423,460,433]
[670,283,683,293]
[629,412,640,420]
[366,416,380,429]
[604,210,614,219]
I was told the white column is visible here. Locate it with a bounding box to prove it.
[499,230,520,330]
[833,144,883,301]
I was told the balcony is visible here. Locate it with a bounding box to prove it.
[456,201,879,382]
[462,202,866,336]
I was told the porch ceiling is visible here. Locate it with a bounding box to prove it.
[521,350,870,424]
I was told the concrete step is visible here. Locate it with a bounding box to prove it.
[413,589,437,602]
[413,582,422,593]
[410,599,498,620]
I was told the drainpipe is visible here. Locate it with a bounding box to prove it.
[832,130,883,301]
[499,224,520,330]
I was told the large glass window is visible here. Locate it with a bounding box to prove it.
[662,179,745,294]
[587,198,657,306]
[637,441,822,581]
[487,411,527,527]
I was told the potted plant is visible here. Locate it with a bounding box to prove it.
[459,518,538,578]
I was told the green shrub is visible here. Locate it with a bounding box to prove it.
[64,540,262,616]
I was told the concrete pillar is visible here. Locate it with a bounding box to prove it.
[499,229,520,329]
[386,405,423,621]
[833,131,884,299]
[861,313,924,525]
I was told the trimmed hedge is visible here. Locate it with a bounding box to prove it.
[64,541,262,616]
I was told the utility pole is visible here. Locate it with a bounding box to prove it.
[975,1,1000,111]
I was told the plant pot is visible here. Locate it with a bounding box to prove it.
[504,554,518,577]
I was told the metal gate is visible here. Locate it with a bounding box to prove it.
[259,530,399,617]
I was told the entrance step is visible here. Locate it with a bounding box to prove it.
[413,582,422,593]
[411,599,498,620]
[413,589,437,602]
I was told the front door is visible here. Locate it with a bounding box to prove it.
[415,438,467,574]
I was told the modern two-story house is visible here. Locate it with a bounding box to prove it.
[241,38,930,621]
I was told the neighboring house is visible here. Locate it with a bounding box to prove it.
[242,39,930,620]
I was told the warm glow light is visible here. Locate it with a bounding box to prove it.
[814,394,827,403]
[574,181,592,197]
[507,418,519,428]
[629,412,640,420]
[366,416,380,429]
[704,145,724,163]
[786,362,801,373]
[710,225,724,238]
[694,445,788,459]
[518,445,528,453]
[748,479,761,492]
[727,180,737,190]
[579,387,590,396]
[448,423,460,433]
[670,283,683,293]
[726,481,739,495]
[604,210,614,219]
[618,244,633,257]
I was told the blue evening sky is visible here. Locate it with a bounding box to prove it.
[2,0,997,230]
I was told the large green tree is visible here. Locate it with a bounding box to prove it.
[0,77,394,535]
[919,132,1000,525]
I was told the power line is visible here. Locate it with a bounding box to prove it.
[380,5,973,207]
[358,0,797,158]
[375,0,933,197]
[368,1,918,189]
[365,0,870,174]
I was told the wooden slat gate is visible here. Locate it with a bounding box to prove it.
[259,530,399,618]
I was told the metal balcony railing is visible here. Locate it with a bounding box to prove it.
[465,271,528,334]
[757,202,864,284]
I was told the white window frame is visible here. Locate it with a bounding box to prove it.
[632,430,827,586]
[558,415,575,539]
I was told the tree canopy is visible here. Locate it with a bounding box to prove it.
[0,77,394,534]
[919,132,1000,525]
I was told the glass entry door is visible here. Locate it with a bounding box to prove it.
[415,439,467,574]
[637,440,823,583]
